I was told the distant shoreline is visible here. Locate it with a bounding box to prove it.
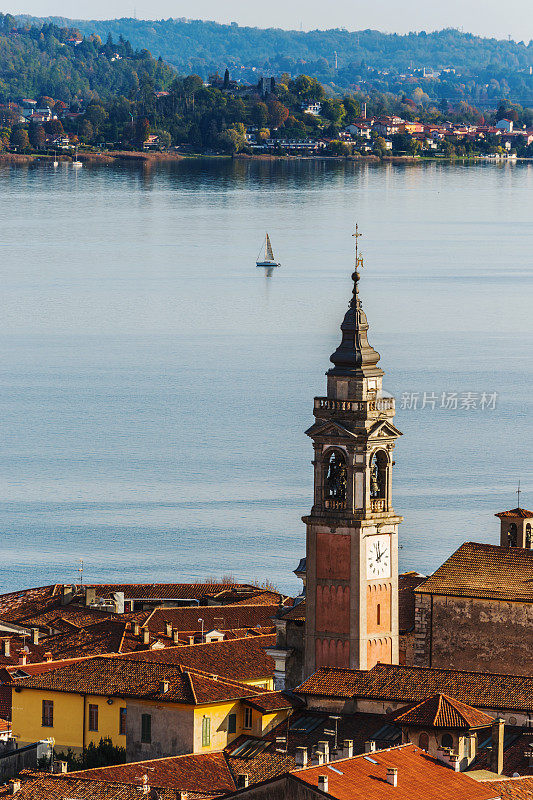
[0,151,527,166]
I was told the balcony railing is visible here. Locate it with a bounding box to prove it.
[324,499,346,510]
[314,397,395,413]
[370,498,385,512]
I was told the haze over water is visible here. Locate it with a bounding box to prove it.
[0,159,531,595]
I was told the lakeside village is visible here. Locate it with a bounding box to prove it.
[2,74,533,161]
[0,254,533,800]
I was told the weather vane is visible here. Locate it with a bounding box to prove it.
[352,223,364,270]
[517,479,521,508]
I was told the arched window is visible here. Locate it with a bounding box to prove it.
[324,450,347,507]
[418,733,429,751]
[441,733,454,749]
[370,451,388,499]
[526,524,532,549]
[508,523,518,547]
[377,604,381,626]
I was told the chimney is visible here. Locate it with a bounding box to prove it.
[160,679,170,694]
[61,584,75,606]
[491,718,505,775]
[52,760,68,774]
[188,636,195,645]
[165,622,172,637]
[3,639,10,658]
[84,587,96,606]
[295,747,308,767]
[133,623,140,636]
[9,780,20,795]
[172,628,180,644]
[318,741,329,761]
[343,739,353,758]
[386,768,398,787]
[237,774,249,788]
[44,652,52,662]
[178,793,188,800]
[317,775,328,793]
[31,628,39,646]
[365,740,376,753]
[19,654,27,666]
[143,628,150,645]
[316,751,324,766]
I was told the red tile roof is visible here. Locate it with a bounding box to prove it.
[84,583,260,601]
[143,604,278,634]
[11,656,265,705]
[296,663,533,712]
[241,691,295,713]
[495,509,533,519]
[68,751,236,793]
[389,694,494,729]
[114,633,275,682]
[0,777,185,799]
[290,744,500,800]
[481,776,533,799]
[415,542,533,601]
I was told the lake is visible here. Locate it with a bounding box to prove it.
[0,158,531,596]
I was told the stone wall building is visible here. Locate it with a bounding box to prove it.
[413,513,533,676]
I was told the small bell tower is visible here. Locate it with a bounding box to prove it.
[303,228,403,675]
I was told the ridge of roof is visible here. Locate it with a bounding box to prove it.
[389,693,495,729]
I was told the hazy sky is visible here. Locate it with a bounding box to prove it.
[7,0,533,42]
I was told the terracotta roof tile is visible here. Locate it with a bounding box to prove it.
[389,694,494,729]
[296,663,533,712]
[11,656,264,705]
[143,604,278,635]
[481,776,533,799]
[85,583,259,601]
[495,509,533,519]
[241,691,296,712]
[281,599,306,621]
[291,744,500,800]
[115,633,275,683]
[0,777,181,799]
[68,751,236,793]
[415,542,533,601]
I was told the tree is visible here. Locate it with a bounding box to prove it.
[28,123,46,150]
[218,123,246,153]
[267,100,289,129]
[85,103,108,131]
[320,99,346,127]
[10,128,30,151]
[79,119,94,142]
[223,68,230,89]
[47,119,64,136]
[251,101,268,127]
[135,117,150,146]
[153,128,171,148]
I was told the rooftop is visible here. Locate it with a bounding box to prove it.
[495,508,533,519]
[142,604,278,634]
[11,656,265,705]
[296,663,533,712]
[415,542,533,601]
[389,694,495,729]
[68,751,236,794]
[481,776,533,799]
[290,744,500,800]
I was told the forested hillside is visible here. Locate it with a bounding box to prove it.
[14,16,533,102]
[0,14,174,101]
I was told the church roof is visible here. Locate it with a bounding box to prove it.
[327,262,383,378]
[495,508,533,519]
[388,694,494,729]
[415,542,533,601]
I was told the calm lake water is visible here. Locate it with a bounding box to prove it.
[0,158,531,595]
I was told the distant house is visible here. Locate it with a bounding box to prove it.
[301,102,322,116]
[496,118,514,133]
[143,134,161,150]
[346,123,372,139]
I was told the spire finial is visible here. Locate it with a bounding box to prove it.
[517,480,521,509]
[351,223,364,307]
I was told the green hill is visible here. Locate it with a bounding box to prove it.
[0,14,174,102]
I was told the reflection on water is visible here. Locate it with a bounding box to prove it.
[0,159,531,593]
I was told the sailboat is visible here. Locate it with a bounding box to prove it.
[53,150,59,167]
[72,146,82,167]
[256,233,280,268]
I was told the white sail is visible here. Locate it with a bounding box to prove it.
[265,233,274,262]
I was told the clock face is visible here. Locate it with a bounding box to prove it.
[366,535,391,579]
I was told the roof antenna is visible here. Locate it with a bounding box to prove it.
[517,480,521,509]
[78,558,84,588]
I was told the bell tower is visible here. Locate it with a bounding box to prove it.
[303,229,403,675]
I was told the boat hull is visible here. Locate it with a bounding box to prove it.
[256,261,280,267]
